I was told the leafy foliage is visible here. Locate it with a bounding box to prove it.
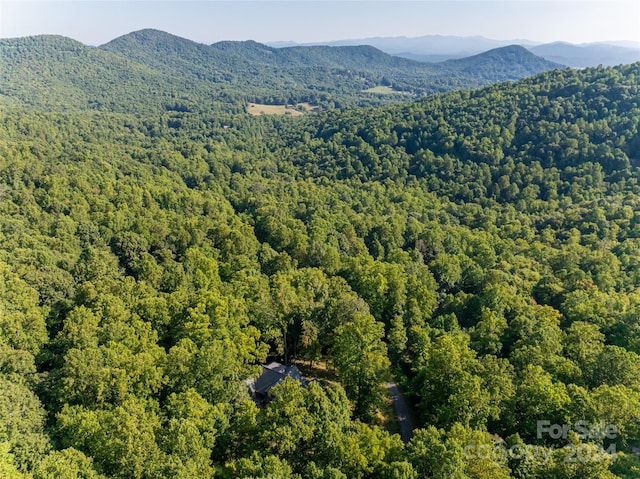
[0,34,639,478]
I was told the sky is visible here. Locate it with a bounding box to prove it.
[1,1,639,46]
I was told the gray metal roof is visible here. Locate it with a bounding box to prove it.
[249,361,308,396]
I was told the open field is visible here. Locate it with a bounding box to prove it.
[247,103,307,116]
[363,85,405,94]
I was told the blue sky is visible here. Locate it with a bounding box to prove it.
[1,1,639,46]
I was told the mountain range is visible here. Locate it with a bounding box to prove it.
[269,35,640,67]
[1,29,562,113]
[528,42,640,68]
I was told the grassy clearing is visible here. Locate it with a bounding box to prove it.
[362,85,404,94]
[247,103,306,116]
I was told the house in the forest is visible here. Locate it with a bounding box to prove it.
[246,361,308,405]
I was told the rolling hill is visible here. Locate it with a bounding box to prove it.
[0,34,236,113]
[424,45,562,83]
[1,29,563,113]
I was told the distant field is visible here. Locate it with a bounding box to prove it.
[247,103,307,116]
[362,86,405,94]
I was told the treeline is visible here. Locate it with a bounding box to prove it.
[0,63,639,478]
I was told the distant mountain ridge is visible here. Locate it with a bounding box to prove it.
[528,42,640,68]
[209,40,419,70]
[1,29,563,113]
[268,34,536,57]
[101,29,561,92]
[270,34,640,67]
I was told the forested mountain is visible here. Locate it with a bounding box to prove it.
[1,30,639,479]
[270,35,640,67]
[416,45,561,84]
[1,29,561,113]
[268,34,523,56]
[0,34,236,113]
[210,40,415,69]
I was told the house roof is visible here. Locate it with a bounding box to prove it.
[248,361,308,396]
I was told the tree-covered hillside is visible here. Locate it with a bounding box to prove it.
[0,54,639,478]
[0,34,240,114]
[1,29,562,113]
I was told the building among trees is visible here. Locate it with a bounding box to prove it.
[246,362,308,405]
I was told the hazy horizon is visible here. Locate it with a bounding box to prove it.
[1,1,639,47]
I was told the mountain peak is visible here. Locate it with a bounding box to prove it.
[465,44,562,65]
[101,28,206,49]
[475,44,537,56]
[433,44,563,83]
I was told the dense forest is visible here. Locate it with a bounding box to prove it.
[0,32,639,478]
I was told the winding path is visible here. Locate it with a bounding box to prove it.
[386,382,415,445]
